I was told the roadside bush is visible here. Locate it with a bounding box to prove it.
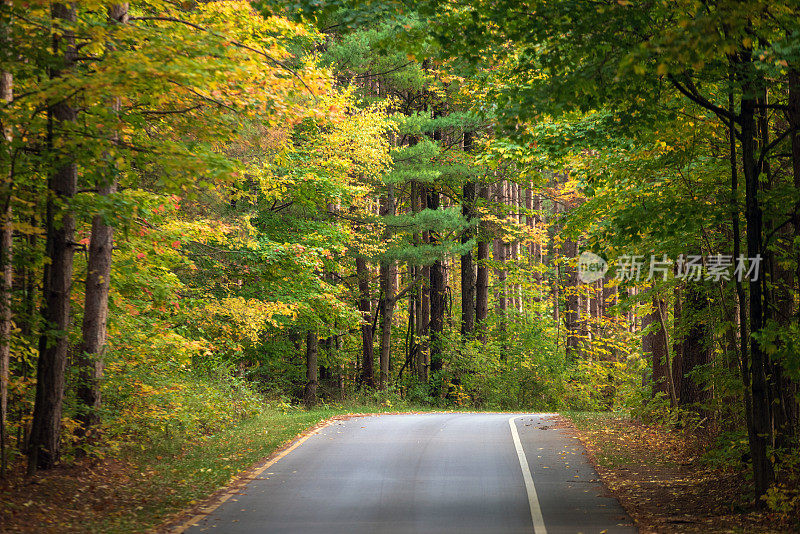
[101,360,263,451]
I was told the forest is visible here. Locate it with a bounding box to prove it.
[1,0,800,531]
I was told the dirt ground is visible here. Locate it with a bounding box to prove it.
[559,414,797,533]
[0,457,141,532]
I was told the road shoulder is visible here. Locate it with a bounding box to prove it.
[560,412,781,533]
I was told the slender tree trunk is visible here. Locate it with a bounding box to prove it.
[429,117,445,379]
[672,285,684,403]
[475,183,490,339]
[420,261,430,380]
[526,187,543,302]
[643,296,669,399]
[356,256,374,388]
[515,182,523,312]
[303,331,318,407]
[741,64,774,496]
[791,70,800,317]
[20,214,36,340]
[550,194,561,327]
[460,132,475,336]
[411,183,426,382]
[28,3,79,473]
[493,181,508,336]
[429,265,444,375]
[678,282,710,410]
[460,193,475,336]
[336,336,344,401]
[728,63,755,470]
[407,268,416,377]
[783,69,800,443]
[509,182,518,312]
[562,237,580,359]
[493,236,507,312]
[416,182,431,381]
[0,201,9,480]
[76,4,128,434]
[76,189,115,431]
[378,186,396,391]
[756,87,784,449]
[0,4,12,475]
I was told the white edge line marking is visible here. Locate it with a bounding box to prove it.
[509,416,547,534]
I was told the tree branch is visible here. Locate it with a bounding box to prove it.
[667,74,736,125]
[129,16,317,99]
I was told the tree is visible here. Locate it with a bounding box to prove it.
[0,0,12,477]
[28,2,79,473]
[418,0,800,498]
[642,295,670,401]
[460,131,476,337]
[357,256,375,387]
[378,186,396,390]
[76,2,129,436]
[304,331,318,407]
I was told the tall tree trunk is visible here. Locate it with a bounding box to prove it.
[740,62,774,496]
[728,63,755,472]
[757,87,782,450]
[429,118,445,379]
[562,237,580,359]
[526,187,543,301]
[672,285,684,404]
[509,182,518,312]
[76,189,115,431]
[643,296,669,399]
[475,183,490,340]
[428,186,445,377]
[0,198,9,480]
[515,182,523,312]
[782,68,800,444]
[0,2,12,476]
[420,260,430,380]
[678,282,710,410]
[411,183,427,382]
[406,267,416,377]
[418,181,431,381]
[356,256,374,388]
[791,70,800,321]
[76,3,128,434]
[460,131,475,336]
[303,331,318,407]
[28,2,79,473]
[20,214,36,340]
[493,181,508,334]
[493,236,507,311]
[378,186,396,391]
[549,194,561,327]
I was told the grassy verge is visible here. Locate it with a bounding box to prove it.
[0,403,417,534]
[562,411,780,533]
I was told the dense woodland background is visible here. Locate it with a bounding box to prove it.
[1,0,799,519]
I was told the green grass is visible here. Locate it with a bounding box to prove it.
[79,403,414,534]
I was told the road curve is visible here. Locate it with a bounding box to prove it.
[184,413,636,534]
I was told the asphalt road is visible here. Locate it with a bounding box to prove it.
[184,413,636,534]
